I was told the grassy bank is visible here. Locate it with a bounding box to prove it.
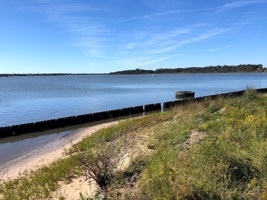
[1,90,266,199]
[135,91,267,200]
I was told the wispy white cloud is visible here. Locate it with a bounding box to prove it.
[26,1,233,62]
[117,9,184,23]
[216,0,265,12]
[206,45,231,52]
[119,53,185,67]
[19,1,256,66]
[154,28,231,54]
[28,1,111,57]
[123,27,194,50]
[8,0,267,72]
[138,57,170,66]
[119,56,171,67]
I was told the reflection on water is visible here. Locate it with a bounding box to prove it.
[0,130,74,165]
[0,118,121,166]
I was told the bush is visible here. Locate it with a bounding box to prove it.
[73,134,129,189]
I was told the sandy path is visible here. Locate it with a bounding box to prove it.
[0,121,119,183]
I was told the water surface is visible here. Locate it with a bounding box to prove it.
[0,73,266,167]
[0,73,266,127]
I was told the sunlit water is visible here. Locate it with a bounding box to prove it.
[0,73,266,167]
[0,73,266,127]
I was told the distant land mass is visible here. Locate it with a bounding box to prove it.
[110,64,266,74]
[1,64,266,77]
[0,73,105,77]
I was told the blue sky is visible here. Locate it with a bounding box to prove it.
[0,0,267,73]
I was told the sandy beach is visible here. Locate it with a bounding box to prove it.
[0,121,119,183]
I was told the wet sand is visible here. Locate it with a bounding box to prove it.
[0,121,119,182]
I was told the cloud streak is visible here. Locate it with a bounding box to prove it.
[153,28,231,54]
[216,0,265,12]
[206,45,231,52]
[123,26,196,51]
[29,1,234,60]
[117,9,184,23]
[31,1,112,57]
[119,56,171,67]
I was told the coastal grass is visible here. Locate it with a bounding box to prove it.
[1,90,266,200]
[0,157,77,200]
[70,111,172,152]
[136,90,267,200]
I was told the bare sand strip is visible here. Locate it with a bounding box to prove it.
[0,121,119,183]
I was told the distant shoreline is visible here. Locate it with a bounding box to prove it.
[0,73,106,77]
[0,64,267,77]
[110,64,266,74]
[1,64,266,77]
[1,71,266,77]
[0,72,267,78]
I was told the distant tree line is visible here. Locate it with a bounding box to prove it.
[0,73,104,77]
[0,73,69,77]
[110,64,266,74]
[1,64,265,77]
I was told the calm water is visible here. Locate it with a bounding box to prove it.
[0,73,267,167]
[0,73,267,127]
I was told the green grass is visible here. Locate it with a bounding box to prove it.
[71,112,172,152]
[137,90,267,200]
[0,157,77,200]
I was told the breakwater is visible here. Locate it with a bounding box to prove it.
[1,88,266,138]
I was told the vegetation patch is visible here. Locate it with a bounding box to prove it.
[137,90,267,200]
[0,157,77,200]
